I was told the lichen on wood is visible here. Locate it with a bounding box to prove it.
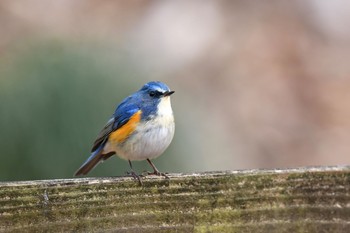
[0,166,349,232]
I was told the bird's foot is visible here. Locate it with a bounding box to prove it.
[126,170,143,185]
[146,170,169,179]
[145,159,169,179]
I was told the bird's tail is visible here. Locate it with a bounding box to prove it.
[74,145,107,176]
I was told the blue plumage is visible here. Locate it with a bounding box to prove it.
[113,103,140,130]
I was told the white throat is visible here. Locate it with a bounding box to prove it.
[158,96,173,117]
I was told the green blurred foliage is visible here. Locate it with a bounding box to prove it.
[0,40,182,181]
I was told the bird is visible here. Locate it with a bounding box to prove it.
[74,81,175,184]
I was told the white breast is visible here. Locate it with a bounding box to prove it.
[115,96,175,161]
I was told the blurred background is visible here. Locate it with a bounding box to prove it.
[1,0,350,181]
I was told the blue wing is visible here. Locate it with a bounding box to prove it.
[113,96,140,130]
[91,96,140,152]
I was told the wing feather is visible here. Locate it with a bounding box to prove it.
[91,96,141,152]
[91,117,114,152]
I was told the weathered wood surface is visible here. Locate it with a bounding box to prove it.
[0,166,349,232]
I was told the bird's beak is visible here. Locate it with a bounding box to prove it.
[163,91,175,97]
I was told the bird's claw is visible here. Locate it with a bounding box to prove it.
[126,171,143,185]
[146,170,170,179]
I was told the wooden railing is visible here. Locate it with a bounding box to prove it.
[1,166,349,232]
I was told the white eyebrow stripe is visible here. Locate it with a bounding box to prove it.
[154,87,165,93]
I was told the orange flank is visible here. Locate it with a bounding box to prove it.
[109,110,142,143]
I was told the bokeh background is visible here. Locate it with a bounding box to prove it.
[1,1,350,181]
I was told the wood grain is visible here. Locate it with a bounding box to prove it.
[0,166,349,232]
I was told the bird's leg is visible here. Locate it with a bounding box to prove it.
[126,160,143,185]
[146,159,169,179]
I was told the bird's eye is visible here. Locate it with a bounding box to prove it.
[149,91,156,97]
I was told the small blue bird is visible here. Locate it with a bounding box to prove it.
[75,81,175,183]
